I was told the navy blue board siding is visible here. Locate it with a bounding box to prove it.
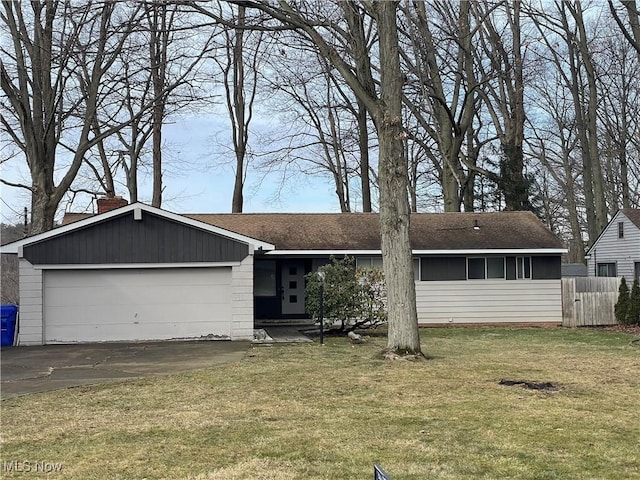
[23,211,249,265]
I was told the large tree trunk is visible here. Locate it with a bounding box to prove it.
[149,1,168,208]
[231,5,248,213]
[560,1,607,242]
[376,0,421,354]
[357,100,372,212]
[572,3,607,233]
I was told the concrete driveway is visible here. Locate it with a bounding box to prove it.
[0,340,249,400]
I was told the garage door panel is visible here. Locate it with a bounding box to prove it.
[46,320,230,343]
[46,284,232,307]
[46,269,233,287]
[46,302,232,326]
[44,268,233,343]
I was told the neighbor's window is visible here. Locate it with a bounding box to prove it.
[516,257,532,279]
[597,263,617,277]
[254,260,276,296]
[618,222,624,239]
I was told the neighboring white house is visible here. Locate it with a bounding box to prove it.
[586,208,640,280]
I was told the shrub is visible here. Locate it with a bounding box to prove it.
[615,277,630,325]
[627,277,640,326]
[305,256,387,332]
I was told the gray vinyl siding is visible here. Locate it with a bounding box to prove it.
[587,211,640,280]
[415,279,562,324]
[23,211,249,265]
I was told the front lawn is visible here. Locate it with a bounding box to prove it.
[1,327,639,479]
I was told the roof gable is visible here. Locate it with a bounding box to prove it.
[0,203,275,255]
[22,210,251,265]
[586,208,640,255]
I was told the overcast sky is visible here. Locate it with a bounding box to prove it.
[0,113,341,225]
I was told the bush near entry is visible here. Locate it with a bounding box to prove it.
[305,256,387,333]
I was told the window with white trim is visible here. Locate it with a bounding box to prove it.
[357,256,420,280]
[356,257,383,269]
[516,257,531,279]
[597,263,616,277]
[467,257,506,280]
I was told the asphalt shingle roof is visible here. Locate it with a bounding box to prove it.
[62,209,564,251]
[184,211,563,251]
[621,208,640,229]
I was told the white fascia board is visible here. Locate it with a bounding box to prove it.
[33,262,242,270]
[0,202,275,254]
[412,248,568,255]
[265,248,567,256]
[265,250,382,256]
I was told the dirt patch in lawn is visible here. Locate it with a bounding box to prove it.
[499,379,559,391]
[600,325,640,337]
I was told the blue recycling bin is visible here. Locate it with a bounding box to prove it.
[1,304,18,347]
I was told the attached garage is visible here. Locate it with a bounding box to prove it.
[1,203,274,345]
[43,268,232,343]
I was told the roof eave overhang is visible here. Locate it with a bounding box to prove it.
[0,203,275,255]
[264,248,568,255]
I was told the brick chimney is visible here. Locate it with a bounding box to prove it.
[97,196,128,214]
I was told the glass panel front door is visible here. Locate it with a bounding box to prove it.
[281,260,306,315]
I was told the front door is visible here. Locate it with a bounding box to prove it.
[281,260,306,315]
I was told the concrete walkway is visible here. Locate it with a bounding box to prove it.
[254,326,314,344]
[0,340,249,400]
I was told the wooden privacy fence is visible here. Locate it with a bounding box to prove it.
[562,277,621,327]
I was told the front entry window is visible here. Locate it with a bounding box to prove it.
[254,260,277,296]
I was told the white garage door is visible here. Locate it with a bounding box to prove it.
[44,268,232,343]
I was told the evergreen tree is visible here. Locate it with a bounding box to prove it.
[615,277,630,325]
[627,277,640,326]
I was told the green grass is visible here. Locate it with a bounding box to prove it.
[1,327,639,479]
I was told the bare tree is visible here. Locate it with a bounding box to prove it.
[211,4,265,213]
[596,28,640,210]
[472,0,534,211]
[208,0,421,354]
[1,1,145,233]
[609,0,640,58]
[82,2,216,207]
[528,76,585,262]
[528,0,608,243]
[400,0,478,212]
[260,47,368,212]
